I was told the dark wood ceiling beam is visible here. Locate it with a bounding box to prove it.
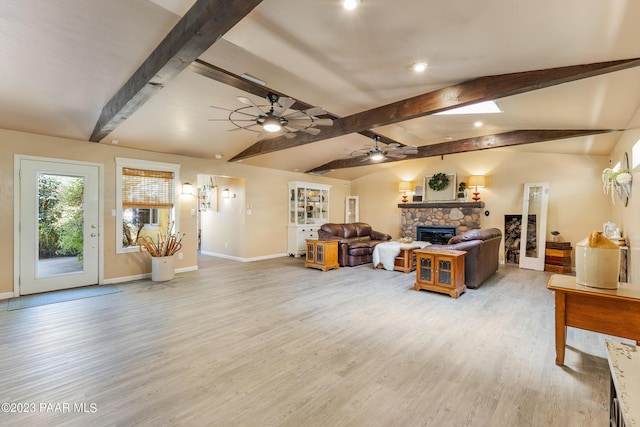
[89,0,264,142]
[232,58,640,161]
[306,129,618,173]
[188,59,401,146]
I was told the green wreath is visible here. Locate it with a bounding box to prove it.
[428,173,449,191]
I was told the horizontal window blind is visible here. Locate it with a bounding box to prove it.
[122,167,174,209]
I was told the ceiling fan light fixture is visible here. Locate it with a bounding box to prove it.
[370,152,385,161]
[341,0,360,10]
[262,116,282,132]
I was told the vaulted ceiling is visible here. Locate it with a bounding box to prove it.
[2,0,640,180]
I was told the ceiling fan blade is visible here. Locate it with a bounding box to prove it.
[273,97,295,116]
[398,147,418,154]
[208,118,255,122]
[229,123,261,131]
[386,143,401,149]
[285,123,321,135]
[350,151,369,158]
[237,96,265,116]
[299,127,321,135]
[311,118,333,126]
[283,131,297,139]
[209,105,236,112]
[386,153,407,159]
[285,122,307,130]
[282,111,307,120]
[305,107,326,116]
[210,105,258,118]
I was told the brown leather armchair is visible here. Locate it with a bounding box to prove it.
[318,222,392,267]
[427,228,502,288]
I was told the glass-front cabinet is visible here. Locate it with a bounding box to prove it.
[304,239,339,271]
[287,182,331,256]
[288,182,330,225]
[414,248,467,298]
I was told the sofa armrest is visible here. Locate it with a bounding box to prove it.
[370,230,392,241]
[429,240,481,252]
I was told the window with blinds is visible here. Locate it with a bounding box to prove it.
[115,158,180,253]
[122,168,174,209]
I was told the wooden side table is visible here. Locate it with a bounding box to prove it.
[414,248,466,298]
[393,246,420,273]
[304,239,339,271]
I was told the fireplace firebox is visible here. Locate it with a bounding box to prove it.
[416,225,458,244]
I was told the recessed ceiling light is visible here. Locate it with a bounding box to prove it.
[341,0,360,10]
[474,121,483,128]
[412,62,428,72]
[111,140,119,145]
[215,153,223,159]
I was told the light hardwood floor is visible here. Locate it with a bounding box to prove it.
[0,256,620,426]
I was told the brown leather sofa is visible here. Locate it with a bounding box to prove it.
[318,222,392,267]
[427,228,502,289]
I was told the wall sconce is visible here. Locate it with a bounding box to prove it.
[221,188,236,199]
[398,181,413,203]
[182,182,194,196]
[467,175,486,202]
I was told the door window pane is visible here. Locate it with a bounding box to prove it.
[38,173,85,277]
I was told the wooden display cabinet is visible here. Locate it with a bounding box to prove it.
[414,248,466,298]
[304,240,339,272]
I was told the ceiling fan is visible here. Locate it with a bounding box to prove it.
[209,92,333,139]
[350,136,418,161]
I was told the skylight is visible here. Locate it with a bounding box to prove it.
[435,100,502,115]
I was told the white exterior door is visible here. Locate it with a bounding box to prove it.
[18,158,101,295]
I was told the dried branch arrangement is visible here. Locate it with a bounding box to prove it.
[138,222,185,257]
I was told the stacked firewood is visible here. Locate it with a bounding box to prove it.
[504,217,522,263]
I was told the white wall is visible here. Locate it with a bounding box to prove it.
[607,122,640,282]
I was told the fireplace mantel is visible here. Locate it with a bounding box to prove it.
[397,202,485,209]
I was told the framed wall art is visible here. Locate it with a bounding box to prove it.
[423,173,457,201]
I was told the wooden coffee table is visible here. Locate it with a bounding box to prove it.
[393,245,420,273]
[373,241,428,273]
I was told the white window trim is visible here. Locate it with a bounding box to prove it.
[116,157,180,254]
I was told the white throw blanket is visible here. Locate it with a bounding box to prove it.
[372,241,431,271]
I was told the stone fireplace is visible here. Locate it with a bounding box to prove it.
[399,201,484,240]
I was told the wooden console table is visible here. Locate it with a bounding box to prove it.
[547,274,640,366]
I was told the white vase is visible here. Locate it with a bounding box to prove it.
[575,233,619,289]
[151,256,175,281]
